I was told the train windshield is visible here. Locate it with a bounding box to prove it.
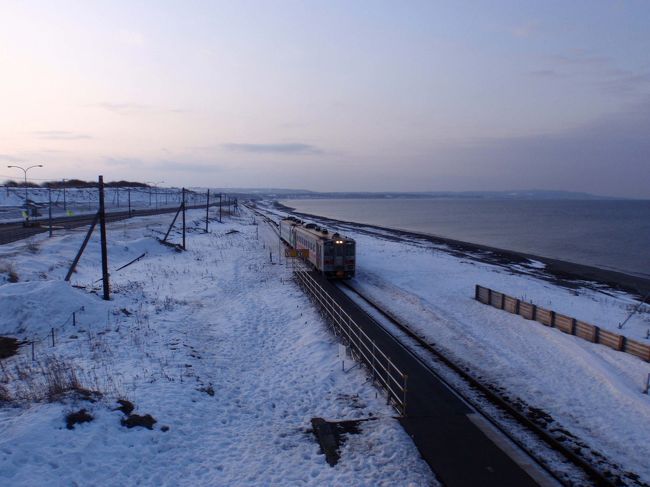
[331,241,355,256]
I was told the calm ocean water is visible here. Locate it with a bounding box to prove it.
[281,198,650,278]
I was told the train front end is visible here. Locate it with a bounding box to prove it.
[323,234,355,279]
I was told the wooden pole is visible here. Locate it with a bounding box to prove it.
[205,189,210,233]
[65,212,99,281]
[182,187,186,250]
[48,188,53,237]
[98,175,110,300]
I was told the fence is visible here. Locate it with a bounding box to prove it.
[475,285,650,362]
[294,270,408,415]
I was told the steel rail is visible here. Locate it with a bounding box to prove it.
[339,281,618,487]
[294,270,407,413]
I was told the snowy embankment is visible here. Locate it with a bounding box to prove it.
[0,209,433,486]
[258,202,650,483]
[320,220,650,482]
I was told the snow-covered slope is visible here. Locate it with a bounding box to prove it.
[0,209,434,486]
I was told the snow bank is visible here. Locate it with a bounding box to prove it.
[0,208,435,486]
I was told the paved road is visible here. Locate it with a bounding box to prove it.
[0,204,223,245]
[310,271,548,487]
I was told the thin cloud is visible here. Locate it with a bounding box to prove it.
[0,153,24,163]
[153,160,221,172]
[95,102,188,115]
[222,143,322,155]
[97,102,150,114]
[430,99,650,198]
[32,131,92,140]
[536,50,650,97]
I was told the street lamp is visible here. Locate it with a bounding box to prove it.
[7,164,43,215]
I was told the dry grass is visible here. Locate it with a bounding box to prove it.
[0,260,19,283]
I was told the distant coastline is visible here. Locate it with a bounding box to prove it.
[274,200,650,297]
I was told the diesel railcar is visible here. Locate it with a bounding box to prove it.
[280,217,355,279]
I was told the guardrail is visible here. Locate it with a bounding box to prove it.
[475,284,650,362]
[294,270,407,415]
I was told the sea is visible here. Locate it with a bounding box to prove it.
[280,198,650,279]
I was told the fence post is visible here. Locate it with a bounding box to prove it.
[500,293,505,310]
[515,299,521,315]
[643,373,649,394]
[51,328,55,347]
[98,175,110,300]
[48,188,53,237]
[593,325,600,344]
[31,341,35,361]
[570,318,577,335]
[73,311,76,327]
[205,189,210,233]
[487,288,492,306]
[474,285,479,300]
[617,334,626,351]
[64,212,99,281]
[531,304,537,321]
[181,188,186,250]
[550,311,556,328]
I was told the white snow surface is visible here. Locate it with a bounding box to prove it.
[258,202,650,483]
[0,209,434,486]
[342,226,650,482]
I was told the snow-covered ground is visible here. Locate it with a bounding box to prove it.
[0,208,434,486]
[259,204,650,483]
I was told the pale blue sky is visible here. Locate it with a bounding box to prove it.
[1,1,649,197]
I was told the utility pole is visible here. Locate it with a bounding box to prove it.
[219,193,222,223]
[48,188,52,237]
[63,178,67,212]
[182,187,186,250]
[205,189,210,233]
[98,176,110,300]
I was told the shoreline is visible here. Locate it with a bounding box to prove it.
[274,201,650,298]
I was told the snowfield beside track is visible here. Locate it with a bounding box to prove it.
[0,209,434,486]
[341,225,650,484]
[261,203,650,484]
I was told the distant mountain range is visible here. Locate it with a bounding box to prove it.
[212,188,628,200]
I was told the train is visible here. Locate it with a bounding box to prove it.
[279,217,356,279]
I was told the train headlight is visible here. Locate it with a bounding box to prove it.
[335,240,343,244]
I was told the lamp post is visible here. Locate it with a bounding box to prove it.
[7,164,43,215]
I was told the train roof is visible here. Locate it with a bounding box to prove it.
[282,217,354,242]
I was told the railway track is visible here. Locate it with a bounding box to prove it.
[337,281,626,487]
[249,203,639,485]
